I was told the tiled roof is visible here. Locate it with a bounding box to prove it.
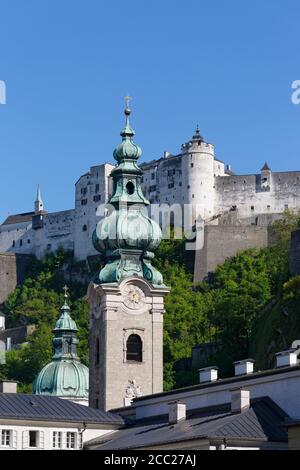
[0,394,124,426]
[2,212,35,226]
[86,397,288,450]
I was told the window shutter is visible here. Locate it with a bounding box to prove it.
[22,430,29,449]
[39,431,44,449]
[12,430,17,449]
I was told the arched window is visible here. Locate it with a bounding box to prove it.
[95,338,100,366]
[82,224,87,232]
[126,334,142,362]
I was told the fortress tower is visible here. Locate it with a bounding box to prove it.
[87,104,169,411]
[181,127,219,221]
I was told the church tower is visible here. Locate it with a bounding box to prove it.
[34,185,44,213]
[33,287,89,406]
[88,102,169,411]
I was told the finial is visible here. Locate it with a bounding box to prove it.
[63,285,69,299]
[124,95,132,111]
[124,95,132,125]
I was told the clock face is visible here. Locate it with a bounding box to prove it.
[123,285,145,310]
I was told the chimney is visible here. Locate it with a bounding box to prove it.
[163,151,171,159]
[234,359,255,376]
[231,389,250,413]
[0,380,17,394]
[275,350,298,368]
[168,401,186,425]
[199,366,219,384]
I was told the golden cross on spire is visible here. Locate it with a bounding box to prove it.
[63,285,69,298]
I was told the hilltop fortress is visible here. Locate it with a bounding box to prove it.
[0,127,300,282]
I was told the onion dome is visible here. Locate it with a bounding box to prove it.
[33,287,89,401]
[113,107,142,163]
[92,101,164,286]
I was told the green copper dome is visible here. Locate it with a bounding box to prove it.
[33,292,89,400]
[54,302,78,332]
[92,104,164,287]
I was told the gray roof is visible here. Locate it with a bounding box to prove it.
[86,397,288,450]
[131,364,300,403]
[0,394,124,426]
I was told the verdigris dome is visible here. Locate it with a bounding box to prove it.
[54,303,78,332]
[33,292,88,401]
[92,104,164,287]
[33,359,88,398]
[113,108,142,162]
[93,207,162,253]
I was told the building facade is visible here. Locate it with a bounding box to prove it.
[0,382,123,451]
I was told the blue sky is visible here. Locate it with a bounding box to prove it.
[0,0,299,221]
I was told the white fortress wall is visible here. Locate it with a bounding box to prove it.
[74,163,114,260]
[0,221,33,254]
[34,209,75,258]
[215,171,300,219]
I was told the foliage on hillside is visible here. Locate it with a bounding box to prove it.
[0,210,299,393]
[0,248,89,392]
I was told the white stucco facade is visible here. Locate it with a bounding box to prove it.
[0,421,117,450]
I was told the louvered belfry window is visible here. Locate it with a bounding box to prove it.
[126,334,143,362]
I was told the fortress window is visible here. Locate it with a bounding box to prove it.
[191,163,194,168]
[27,239,30,244]
[267,205,271,210]
[187,185,190,189]
[95,184,100,193]
[179,182,182,187]
[192,194,195,198]
[19,240,23,247]
[93,195,101,202]
[82,225,87,232]
[168,183,174,189]
[126,334,143,362]
[141,176,144,183]
[81,199,87,206]
[47,244,52,250]
[285,204,289,210]
[12,241,15,247]
[81,187,87,195]
[151,173,155,180]
[251,206,255,211]
[173,169,176,175]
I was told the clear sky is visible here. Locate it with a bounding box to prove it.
[0,0,299,221]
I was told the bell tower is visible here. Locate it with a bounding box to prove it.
[88,102,169,411]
